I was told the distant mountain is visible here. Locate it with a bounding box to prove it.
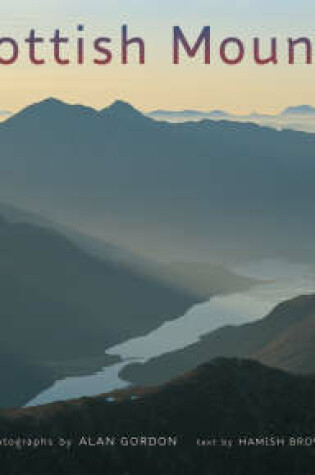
[1,98,315,264]
[208,109,231,118]
[148,106,315,134]
[101,100,150,121]
[148,108,231,121]
[121,294,315,385]
[281,105,315,115]
[1,359,315,474]
[149,105,315,121]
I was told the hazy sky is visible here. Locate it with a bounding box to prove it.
[0,0,314,113]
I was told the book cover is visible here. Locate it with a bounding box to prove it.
[0,1,314,474]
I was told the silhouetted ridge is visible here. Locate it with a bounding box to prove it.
[17,97,69,116]
[101,100,146,120]
[37,97,66,107]
[7,98,147,129]
[263,293,315,326]
[6,97,97,125]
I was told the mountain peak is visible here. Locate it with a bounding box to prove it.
[101,100,145,119]
[6,98,97,125]
[9,97,72,122]
[25,97,69,113]
[40,97,66,107]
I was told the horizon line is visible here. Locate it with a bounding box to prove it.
[2,97,315,120]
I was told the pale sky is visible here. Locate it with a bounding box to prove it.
[0,0,314,113]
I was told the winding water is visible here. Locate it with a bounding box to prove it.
[26,259,315,407]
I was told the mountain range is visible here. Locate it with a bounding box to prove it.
[148,104,315,132]
[0,98,315,264]
[149,104,315,120]
[121,294,315,386]
[1,358,315,474]
[281,105,315,116]
[0,97,314,472]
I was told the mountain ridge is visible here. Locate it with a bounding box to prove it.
[121,294,315,386]
[1,97,315,264]
[1,358,315,474]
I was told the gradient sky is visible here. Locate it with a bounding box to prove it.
[0,0,314,113]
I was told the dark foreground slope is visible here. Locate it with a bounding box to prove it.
[0,215,202,407]
[1,359,315,474]
[0,215,199,359]
[122,294,315,385]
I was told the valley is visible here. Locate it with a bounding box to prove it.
[0,98,314,474]
[27,259,315,406]
[0,203,259,408]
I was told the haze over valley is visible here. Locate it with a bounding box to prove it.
[1,98,315,264]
